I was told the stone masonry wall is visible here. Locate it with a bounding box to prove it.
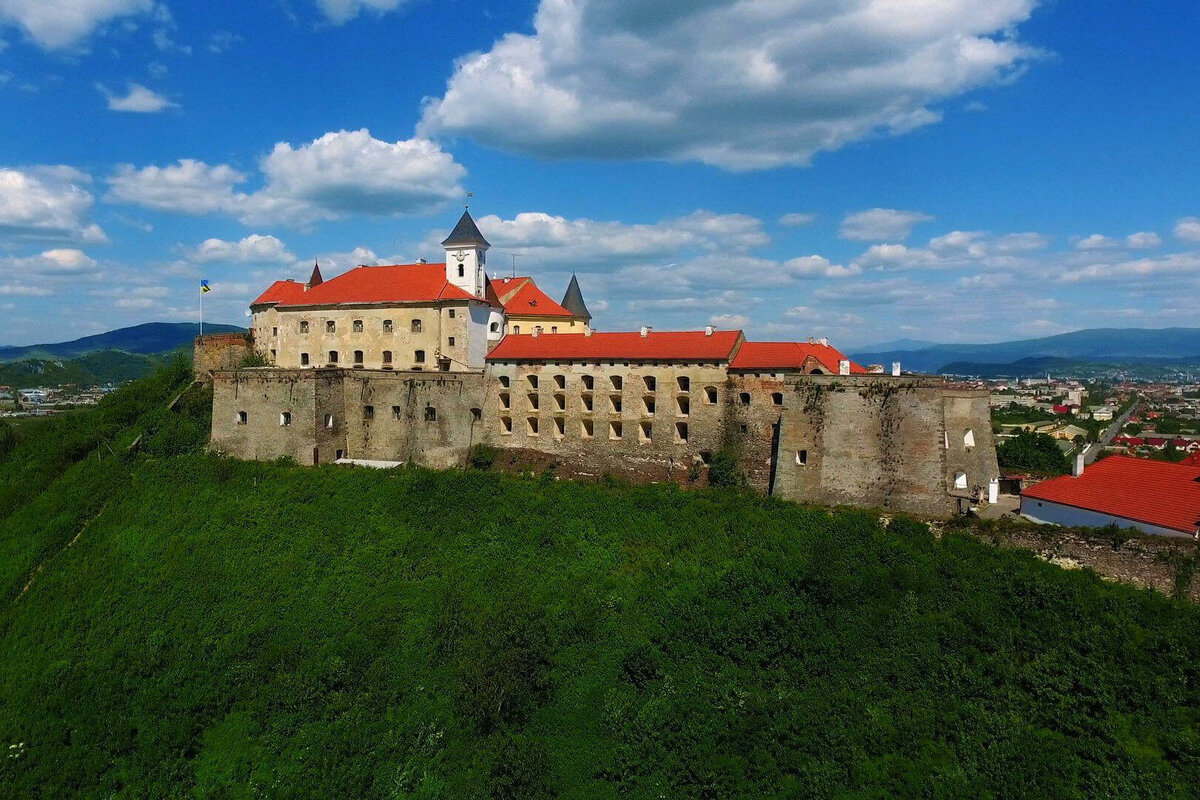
[194,333,252,376]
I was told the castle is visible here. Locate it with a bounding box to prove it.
[199,209,999,517]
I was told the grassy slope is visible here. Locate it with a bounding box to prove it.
[0,371,1198,798]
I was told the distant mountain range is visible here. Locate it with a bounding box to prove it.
[851,328,1200,374]
[0,350,175,389]
[0,322,243,363]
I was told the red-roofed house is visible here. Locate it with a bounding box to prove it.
[490,276,590,335]
[1021,455,1200,538]
[728,340,867,375]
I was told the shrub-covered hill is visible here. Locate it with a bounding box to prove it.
[1,370,1199,798]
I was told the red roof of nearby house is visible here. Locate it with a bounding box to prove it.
[259,263,477,308]
[487,330,743,362]
[1113,436,1145,446]
[251,280,308,306]
[1182,451,1200,467]
[1022,455,1200,534]
[493,276,575,318]
[729,341,867,374]
[1052,404,1073,414]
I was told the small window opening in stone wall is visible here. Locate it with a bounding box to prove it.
[490,321,499,333]
[354,350,364,364]
[739,392,751,406]
[383,319,393,333]
[411,319,422,333]
[554,374,565,389]
[500,393,511,409]
[705,386,718,404]
[448,337,456,348]
[611,395,623,413]
[449,308,456,318]
[554,417,565,437]
[551,326,558,333]
[700,451,713,465]
[611,376,623,390]
[272,327,278,336]
[425,407,437,422]
[643,396,656,414]
[499,375,510,387]
[363,405,374,420]
[324,413,334,428]
[610,421,623,439]
[582,395,593,411]
[353,319,363,333]
[300,320,309,333]
[501,417,512,434]
[554,394,565,411]
[326,320,335,333]
[382,350,392,365]
[675,422,688,442]
[527,417,539,435]
[414,349,425,363]
[528,375,539,388]
[796,449,808,466]
[772,392,783,406]
[677,376,690,392]
[955,472,968,490]
[471,407,482,421]
[528,393,540,410]
[236,411,247,425]
[336,449,345,460]
[582,375,594,390]
[301,353,310,366]
[677,397,689,415]
[392,406,402,420]
[280,412,291,427]
[582,419,594,438]
[643,376,656,391]
[639,421,653,442]
[328,350,339,364]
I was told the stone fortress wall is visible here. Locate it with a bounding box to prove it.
[204,335,998,517]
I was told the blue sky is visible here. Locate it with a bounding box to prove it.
[1,0,1198,348]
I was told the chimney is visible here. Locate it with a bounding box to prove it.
[891,361,901,377]
[417,258,427,264]
[838,359,850,376]
[705,325,715,336]
[819,337,829,347]
[640,325,651,338]
[584,328,593,337]
[1073,452,1085,477]
[532,327,540,338]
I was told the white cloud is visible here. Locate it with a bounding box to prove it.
[316,0,405,23]
[783,255,860,279]
[0,0,153,50]
[189,235,296,264]
[840,208,933,241]
[107,130,465,226]
[779,213,816,228]
[419,0,1041,170]
[1060,252,1200,284]
[1174,217,1200,243]
[709,313,749,329]
[0,166,107,244]
[0,249,98,280]
[1074,233,1117,250]
[108,159,247,214]
[1125,231,1161,249]
[207,30,241,54]
[97,82,178,112]
[0,284,52,296]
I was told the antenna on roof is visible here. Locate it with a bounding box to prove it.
[499,251,520,279]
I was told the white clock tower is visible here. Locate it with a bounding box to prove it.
[441,208,489,298]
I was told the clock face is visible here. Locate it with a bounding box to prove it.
[454,250,467,262]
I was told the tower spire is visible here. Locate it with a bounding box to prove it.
[306,259,323,290]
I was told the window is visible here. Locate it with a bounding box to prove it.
[964,429,976,448]
[449,308,456,319]
[677,376,690,392]
[300,353,310,366]
[425,407,437,422]
[328,350,339,364]
[471,407,482,421]
[582,375,594,390]
[955,472,968,490]
[335,449,345,460]
[740,424,748,434]
[513,325,520,334]
[382,350,392,365]
[414,350,426,364]
[458,264,465,277]
[643,396,656,415]
[272,326,278,336]
[551,326,558,333]
[270,349,276,361]
[411,319,422,333]
[528,393,539,410]
[499,375,510,388]
[528,375,539,389]
[554,374,566,389]
[392,406,402,420]
[439,358,451,372]
[700,451,713,465]
[534,326,543,335]
[363,405,374,420]
[448,337,456,348]
[500,393,511,410]
[772,392,784,407]
[300,320,309,333]
[677,397,690,416]
[610,395,623,413]
[324,413,334,428]
[280,412,291,427]
[490,321,500,333]
[582,395,593,412]
[554,394,566,411]
[581,419,594,439]
[611,376,623,391]
[501,416,512,434]
[739,392,751,406]
[675,422,689,443]
[639,421,653,442]
[609,421,623,440]
[236,411,247,425]
[554,417,565,437]
[353,350,364,365]
[643,376,656,391]
[796,450,808,466]
[705,386,718,405]
[353,319,363,333]
[381,319,393,334]
[527,417,539,435]
[326,320,335,333]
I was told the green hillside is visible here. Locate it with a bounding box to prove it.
[1,366,1198,797]
[0,349,173,389]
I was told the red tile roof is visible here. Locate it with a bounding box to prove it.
[265,263,477,307]
[487,330,743,362]
[729,341,867,374]
[1022,455,1200,534]
[1182,451,1200,467]
[251,280,308,306]
[493,276,575,318]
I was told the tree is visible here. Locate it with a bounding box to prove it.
[997,430,1071,475]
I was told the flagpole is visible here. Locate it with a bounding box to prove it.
[199,281,204,337]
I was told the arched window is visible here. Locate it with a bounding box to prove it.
[490,321,500,333]
[964,429,976,448]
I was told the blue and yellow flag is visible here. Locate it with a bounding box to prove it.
[200,280,211,294]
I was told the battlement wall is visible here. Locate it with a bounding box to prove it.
[194,333,252,376]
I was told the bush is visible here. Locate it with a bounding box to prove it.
[707,446,744,487]
[468,443,497,470]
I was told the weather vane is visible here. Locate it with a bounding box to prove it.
[465,191,473,209]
